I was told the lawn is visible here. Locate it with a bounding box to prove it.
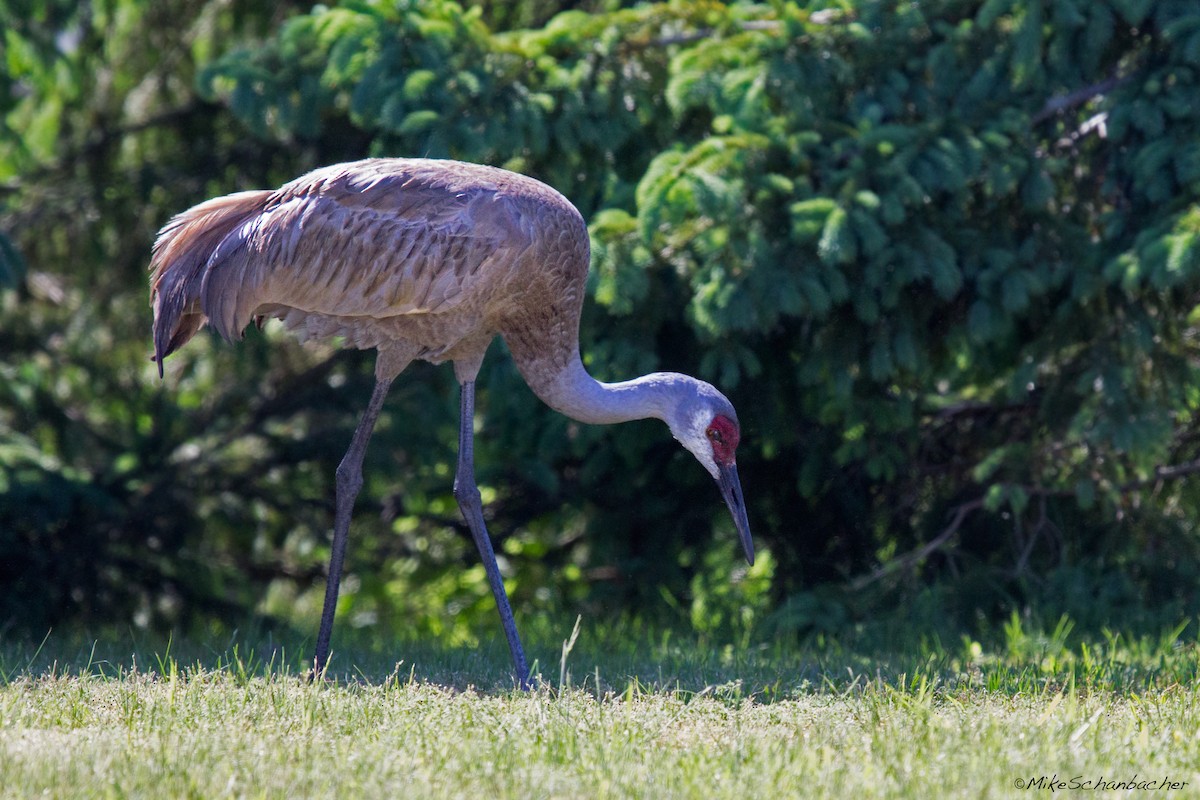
[0,618,1197,799]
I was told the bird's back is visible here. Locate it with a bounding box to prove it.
[150,158,590,372]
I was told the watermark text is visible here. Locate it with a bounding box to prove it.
[1016,775,1188,792]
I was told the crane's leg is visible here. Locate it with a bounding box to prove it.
[454,380,532,690]
[312,375,393,678]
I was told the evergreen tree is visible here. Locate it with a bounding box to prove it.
[3,0,1200,637]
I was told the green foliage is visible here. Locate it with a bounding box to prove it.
[0,0,319,630]
[603,0,1200,608]
[4,0,1200,644]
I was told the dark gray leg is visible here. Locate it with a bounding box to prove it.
[312,376,393,677]
[454,381,531,689]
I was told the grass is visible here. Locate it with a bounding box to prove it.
[0,617,1198,799]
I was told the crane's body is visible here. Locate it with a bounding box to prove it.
[150,158,753,686]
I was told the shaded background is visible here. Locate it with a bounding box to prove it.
[3,0,1200,646]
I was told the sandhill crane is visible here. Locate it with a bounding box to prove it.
[149,158,754,688]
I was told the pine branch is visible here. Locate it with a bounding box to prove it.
[631,19,783,50]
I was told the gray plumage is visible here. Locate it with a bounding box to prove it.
[150,158,753,687]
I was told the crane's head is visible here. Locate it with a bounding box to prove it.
[665,380,755,566]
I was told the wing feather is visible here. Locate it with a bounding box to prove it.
[199,162,531,343]
[151,159,557,369]
[149,189,272,371]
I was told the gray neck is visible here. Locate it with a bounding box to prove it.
[537,356,683,426]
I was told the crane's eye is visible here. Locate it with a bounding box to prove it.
[705,415,740,465]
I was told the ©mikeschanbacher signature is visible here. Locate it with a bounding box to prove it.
[1016,775,1189,792]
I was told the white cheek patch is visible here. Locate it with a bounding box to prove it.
[679,417,720,480]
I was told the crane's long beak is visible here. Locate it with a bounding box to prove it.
[717,463,755,566]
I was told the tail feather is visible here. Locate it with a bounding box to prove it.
[149,190,271,376]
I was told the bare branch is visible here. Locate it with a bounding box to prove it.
[851,454,1200,591]
[850,497,984,591]
[1032,75,1126,124]
[1130,458,1200,488]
